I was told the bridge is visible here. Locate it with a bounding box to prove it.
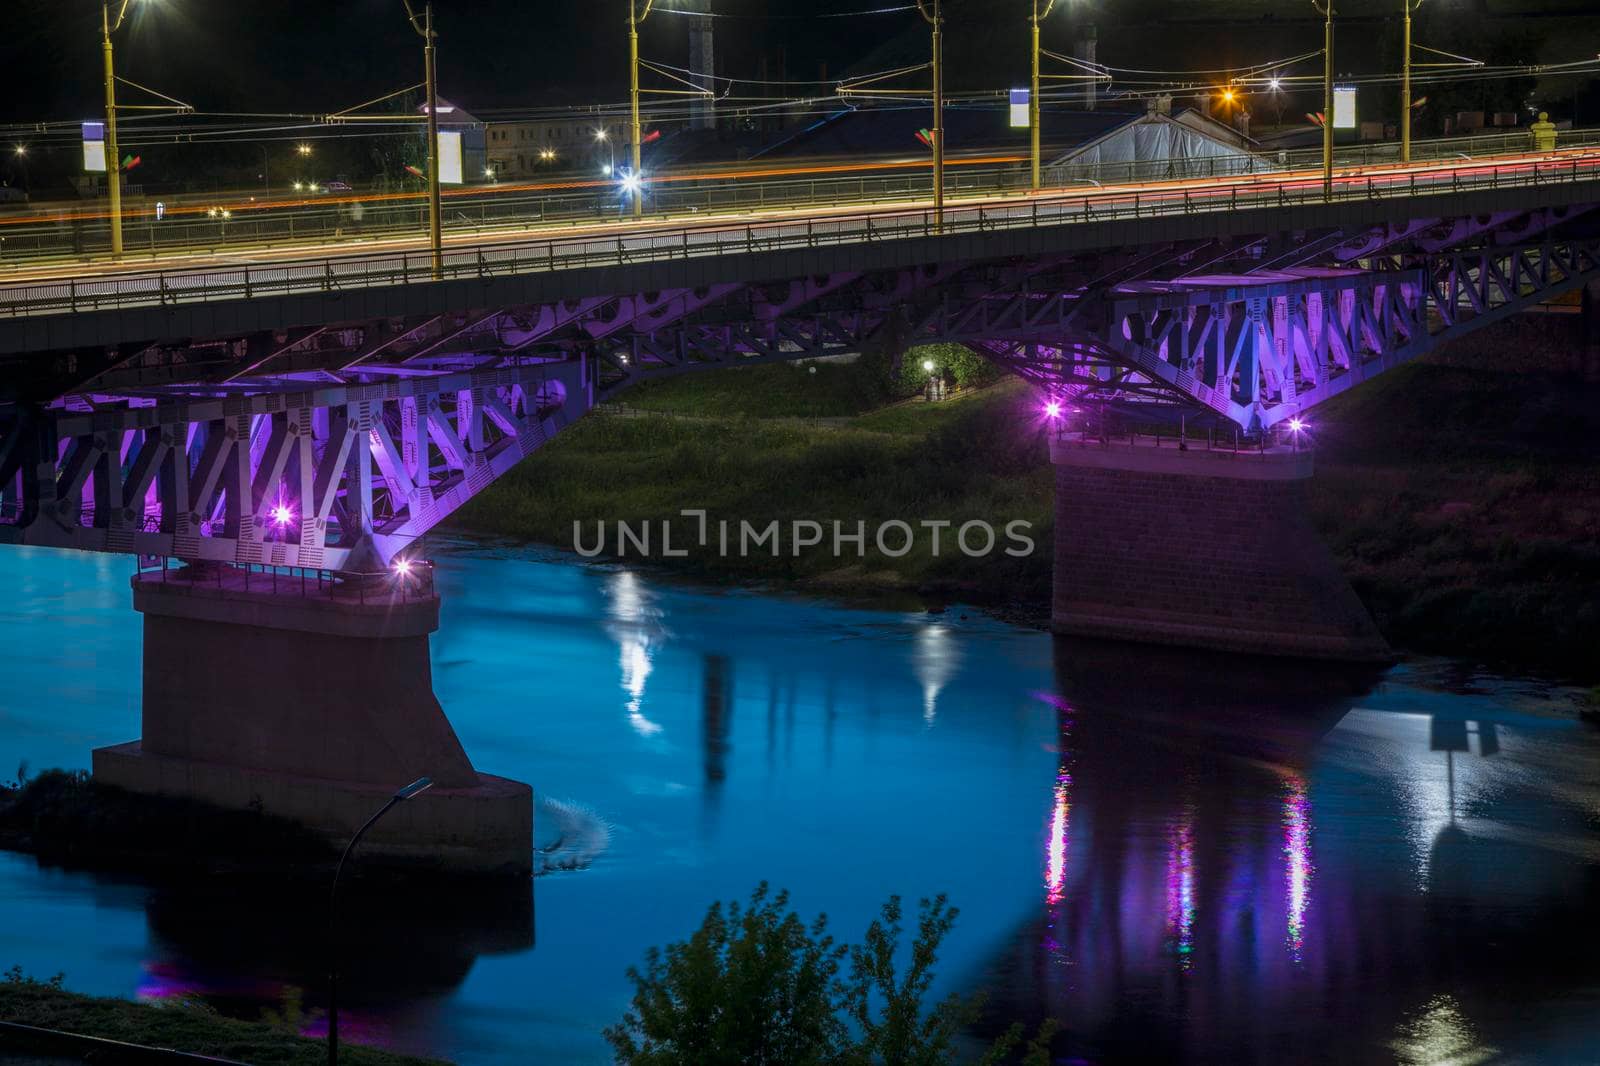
[4,137,1599,873]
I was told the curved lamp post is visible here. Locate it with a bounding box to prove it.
[327,776,433,1066]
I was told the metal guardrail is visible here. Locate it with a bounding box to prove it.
[1,127,1593,267]
[4,150,1599,320]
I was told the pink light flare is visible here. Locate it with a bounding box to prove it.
[269,503,295,527]
[1282,773,1314,962]
[393,558,415,578]
[1044,400,1063,420]
[1287,417,1306,434]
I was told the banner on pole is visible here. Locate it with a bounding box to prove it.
[1010,89,1030,129]
[82,121,107,173]
[437,130,463,185]
[1332,86,1357,130]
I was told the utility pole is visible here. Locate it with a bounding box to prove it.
[918,0,944,232]
[1031,0,1057,191]
[403,1,443,278]
[1401,0,1424,162]
[630,0,655,218]
[102,2,130,259]
[1315,0,1334,200]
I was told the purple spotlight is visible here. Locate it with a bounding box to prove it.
[270,503,294,527]
[393,558,414,578]
[1044,400,1063,419]
[1288,417,1306,433]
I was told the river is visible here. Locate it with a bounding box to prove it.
[1,541,1597,1064]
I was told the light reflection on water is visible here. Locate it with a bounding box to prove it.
[1,542,1598,1064]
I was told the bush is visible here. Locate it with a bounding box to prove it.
[606,885,1056,1066]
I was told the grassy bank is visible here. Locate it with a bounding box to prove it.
[459,321,1600,681]
[1308,314,1600,679]
[1,970,444,1065]
[460,369,1053,612]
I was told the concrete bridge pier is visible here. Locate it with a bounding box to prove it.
[1049,433,1390,662]
[93,566,532,875]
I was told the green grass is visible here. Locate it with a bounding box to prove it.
[0,969,444,1065]
[1306,314,1600,679]
[612,358,892,419]
[459,377,1054,607]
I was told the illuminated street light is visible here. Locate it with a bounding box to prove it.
[100,0,158,259]
[601,163,613,177]
[270,503,294,527]
[12,145,25,157]
[393,558,414,578]
[1269,77,1282,91]
[922,359,936,373]
[1288,417,1306,433]
[1029,0,1059,191]
[292,181,304,191]
[620,170,642,197]
[326,776,433,1066]
[594,128,609,142]
[1221,87,1237,104]
[1044,400,1063,419]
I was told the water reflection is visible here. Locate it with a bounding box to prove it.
[1281,773,1313,962]
[605,570,665,738]
[983,637,1600,1063]
[912,623,959,724]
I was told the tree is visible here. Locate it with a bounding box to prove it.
[605,884,848,1066]
[607,886,1058,1066]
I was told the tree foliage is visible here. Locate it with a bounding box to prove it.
[606,885,1057,1066]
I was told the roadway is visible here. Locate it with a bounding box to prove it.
[3,144,1600,322]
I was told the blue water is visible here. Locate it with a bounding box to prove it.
[2,541,1598,1064]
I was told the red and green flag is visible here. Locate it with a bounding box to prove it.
[120,154,142,172]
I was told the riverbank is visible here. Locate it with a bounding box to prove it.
[457,320,1600,682]
[0,970,446,1065]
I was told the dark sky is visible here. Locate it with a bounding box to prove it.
[4,2,1592,126]
[0,0,914,124]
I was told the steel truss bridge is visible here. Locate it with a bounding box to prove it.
[3,147,1600,569]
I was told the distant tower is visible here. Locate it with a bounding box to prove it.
[683,0,716,131]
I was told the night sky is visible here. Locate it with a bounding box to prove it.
[0,0,906,124]
[4,2,1596,128]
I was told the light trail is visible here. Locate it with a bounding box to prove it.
[1,144,1595,288]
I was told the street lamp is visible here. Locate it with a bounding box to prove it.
[1313,0,1334,200]
[1029,0,1058,192]
[627,1,653,218]
[401,1,443,279]
[917,0,945,232]
[326,776,433,1066]
[297,142,313,157]
[101,0,148,259]
[1401,0,1424,162]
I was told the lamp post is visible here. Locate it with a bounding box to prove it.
[628,1,655,218]
[1314,0,1334,200]
[1401,0,1424,162]
[402,1,443,278]
[1030,0,1057,191]
[326,776,433,1066]
[917,0,945,232]
[101,0,140,259]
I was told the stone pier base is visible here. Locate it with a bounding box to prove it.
[93,568,532,875]
[1050,433,1390,662]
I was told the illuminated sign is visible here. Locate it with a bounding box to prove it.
[437,130,464,185]
[1010,89,1030,129]
[82,121,107,173]
[1332,85,1357,131]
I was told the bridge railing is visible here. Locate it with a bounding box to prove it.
[5,149,1600,319]
[3,128,1597,268]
